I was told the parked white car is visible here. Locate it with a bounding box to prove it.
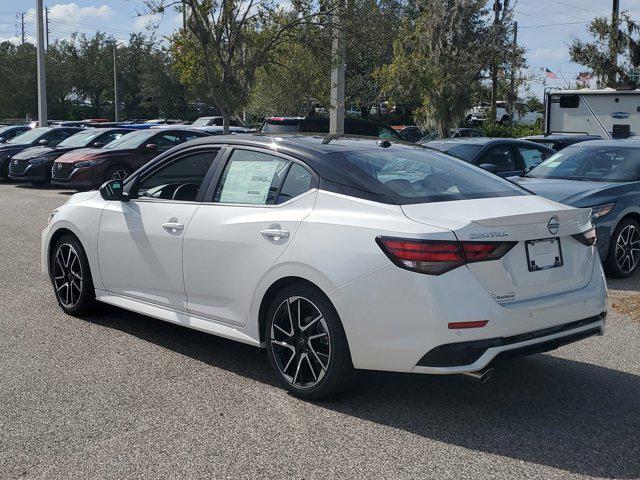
[42,135,607,399]
[468,101,543,126]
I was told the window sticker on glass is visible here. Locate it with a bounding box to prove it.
[540,153,563,167]
[219,160,279,204]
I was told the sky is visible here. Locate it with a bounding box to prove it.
[0,0,639,101]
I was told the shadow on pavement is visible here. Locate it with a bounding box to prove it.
[86,304,639,479]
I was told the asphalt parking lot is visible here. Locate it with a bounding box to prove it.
[1,184,639,480]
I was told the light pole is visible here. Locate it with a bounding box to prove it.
[329,2,345,135]
[112,42,120,122]
[35,0,48,126]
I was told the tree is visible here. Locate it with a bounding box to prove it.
[248,33,330,117]
[65,32,115,117]
[343,0,403,115]
[378,0,493,137]
[0,42,38,119]
[147,0,335,133]
[570,12,640,88]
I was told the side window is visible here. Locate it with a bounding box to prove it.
[276,163,313,204]
[519,146,549,168]
[153,134,181,152]
[559,95,580,108]
[45,130,73,146]
[137,150,218,201]
[214,149,289,205]
[480,145,517,172]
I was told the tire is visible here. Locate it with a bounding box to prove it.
[104,165,131,183]
[605,218,640,278]
[500,115,510,125]
[50,234,96,315]
[265,284,353,400]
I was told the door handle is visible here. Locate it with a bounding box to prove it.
[260,228,290,241]
[162,221,184,234]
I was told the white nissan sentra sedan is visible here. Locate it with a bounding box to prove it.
[42,135,607,399]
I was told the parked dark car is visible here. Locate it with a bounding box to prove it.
[520,134,601,151]
[0,127,84,180]
[51,128,211,190]
[398,126,426,142]
[420,127,485,142]
[0,125,31,143]
[260,116,402,140]
[9,128,131,185]
[425,137,555,177]
[511,140,640,278]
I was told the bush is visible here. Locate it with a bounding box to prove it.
[478,121,543,138]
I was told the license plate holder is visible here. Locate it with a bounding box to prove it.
[525,237,563,272]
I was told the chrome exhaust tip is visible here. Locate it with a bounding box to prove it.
[460,367,495,383]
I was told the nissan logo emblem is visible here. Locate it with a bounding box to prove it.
[547,216,560,235]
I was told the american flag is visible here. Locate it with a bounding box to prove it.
[545,68,558,79]
[577,72,593,85]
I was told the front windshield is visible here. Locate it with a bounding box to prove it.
[7,127,49,145]
[57,130,102,148]
[0,126,21,136]
[330,147,527,203]
[527,145,640,182]
[103,130,155,150]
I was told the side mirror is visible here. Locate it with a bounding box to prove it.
[99,179,127,201]
[92,141,105,148]
[38,139,49,146]
[479,163,498,174]
[523,166,533,175]
[144,143,158,153]
[0,137,6,144]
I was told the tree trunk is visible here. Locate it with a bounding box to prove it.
[222,108,230,135]
[438,119,450,139]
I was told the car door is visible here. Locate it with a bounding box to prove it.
[476,143,523,177]
[182,147,317,326]
[98,148,220,311]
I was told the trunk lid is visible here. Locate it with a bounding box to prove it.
[401,196,595,303]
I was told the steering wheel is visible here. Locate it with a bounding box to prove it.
[172,183,200,201]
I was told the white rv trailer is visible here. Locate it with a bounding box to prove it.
[545,88,640,139]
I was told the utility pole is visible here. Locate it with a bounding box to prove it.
[182,0,187,31]
[36,0,48,127]
[45,7,50,50]
[112,43,119,122]
[329,3,345,135]
[19,12,25,44]
[490,0,502,121]
[509,21,518,124]
[610,0,620,87]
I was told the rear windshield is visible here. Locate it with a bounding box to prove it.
[527,145,640,182]
[261,119,301,134]
[329,148,527,203]
[429,143,483,161]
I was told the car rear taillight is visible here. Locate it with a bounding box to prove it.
[376,237,516,275]
[572,227,597,246]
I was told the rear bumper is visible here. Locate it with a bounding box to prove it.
[415,313,605,371]
[329,254,607,375]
